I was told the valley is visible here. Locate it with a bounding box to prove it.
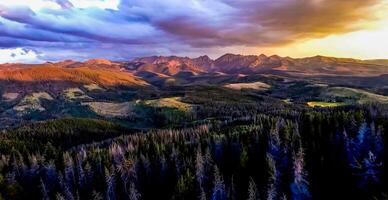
[0,54,387,200]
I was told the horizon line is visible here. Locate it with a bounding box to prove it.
[2,53,388,65]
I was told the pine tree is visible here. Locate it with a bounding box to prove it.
[55,193,65,200]
[58,173,74,200]
[40,179,50,200]
[63,153,75,192]
[227,176,236,200]
[211,166,226,200]
[247,177,259,200]
[199,186,207,200]
[290,148,310,200]
[45,161,59,188]
[358,151,382,188]
[196,148,205,187]
[128,182,141,200]
[105,166,116,200]
[92,191,103,200]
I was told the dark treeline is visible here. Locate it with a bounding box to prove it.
[0,104,387,200]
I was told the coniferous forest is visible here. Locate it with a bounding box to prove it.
[0,101,386,200]
[3,0,388,199]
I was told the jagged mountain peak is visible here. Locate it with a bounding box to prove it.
[2,53,388,78]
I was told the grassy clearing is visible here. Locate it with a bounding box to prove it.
[64,88,92,100]
[81,97,192,119]
[2,92,19,101]
[84,84,105,91]
[323,87,388,104]
[282,99,292,104]
[141,97,192,111]
[14,92,54,113]
[82,102,134,118]
[307,101,347,108]
[224,81,271,91]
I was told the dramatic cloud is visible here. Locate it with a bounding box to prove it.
[0,0,385,62]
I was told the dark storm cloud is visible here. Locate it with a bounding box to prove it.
[0,0,383,61]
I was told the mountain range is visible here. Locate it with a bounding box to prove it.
[0,53,387,94]
[3,54,388,77]
[1,53,387,92]
[1,53,388,129]
[126,54,388,76]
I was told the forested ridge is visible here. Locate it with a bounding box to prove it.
[0,103,386,200]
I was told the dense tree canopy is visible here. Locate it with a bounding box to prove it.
[0,102,386,200]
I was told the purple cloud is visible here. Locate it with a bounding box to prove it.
[55,0,74,9]
[0,0,383,62]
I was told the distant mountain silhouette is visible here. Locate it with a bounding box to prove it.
[122,54,388,76]
[1,54,388,93]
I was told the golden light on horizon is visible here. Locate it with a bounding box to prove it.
[265,0,388,59]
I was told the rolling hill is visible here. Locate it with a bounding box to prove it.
[0,53,388,129]
[0,65,147,86]
[0,64,149,96]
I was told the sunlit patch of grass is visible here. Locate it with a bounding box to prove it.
[84,84,105,91]
[82,102,134,118]
[14,92,54,113]
[64,88,92,100]
[325,87,388,104]
[224,81,271,91]
[141,97,192,111]
[307,101,347,108]
[282,99,292,104]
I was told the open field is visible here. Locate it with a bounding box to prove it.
[307,101,347,108]
[141,97,192,111]
[224,81,271,90]
[82,101,134,118]
[323,87,388,104]
[13,92,54,113]
[64,88,92,100]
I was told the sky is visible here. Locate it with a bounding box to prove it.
[0,0,388,63]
